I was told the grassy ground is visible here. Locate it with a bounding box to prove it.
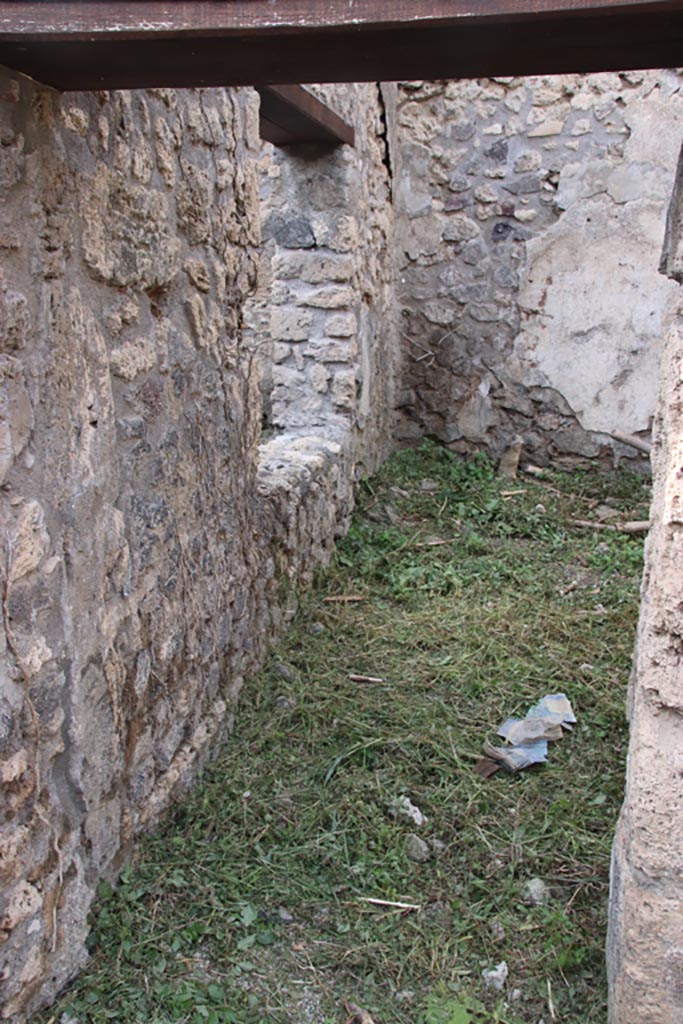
[42,442,650,1024]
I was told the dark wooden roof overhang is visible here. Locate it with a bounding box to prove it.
[0,1,682,94]
[256,85,355,147]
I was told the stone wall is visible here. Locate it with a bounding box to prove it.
[0,71,397,1020]
[606,160,683,1024]
[3,56,683,1022]
[251,82,399,634]
[245,83,398,476]
[395,71,683,466]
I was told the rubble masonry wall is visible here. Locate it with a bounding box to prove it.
[1,60,683,1024]
[0,72,396,1019]
[395,71,683,467]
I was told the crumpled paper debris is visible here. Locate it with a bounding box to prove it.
[477,693,576,776]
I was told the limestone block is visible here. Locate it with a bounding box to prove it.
[302,339,356,363]
[404,215,442,258]
[272,252,355,283]
[270,307,313,342]
[176,158,213,245]
[271,364,305,390]
[325,313,356,338]
[184,258,211,292]
[309,364,331,393]
[4,500,50,583]
[272,342,291,363]
[0,355,33,483]
[0,825,30,882]
[0,282,29,352]
[474,184,498,204]
[299,286,355,309]
[266,214,315,249]
[1,880,42,933]
[327,214,360,253]
[83,168,181,288]
[109,338,157,381]
[0,749,28,785]
[423,301,458,326]
[104,295,140,335]
[527,119,564,137]
[513,151,542,173]
[332,370,357,411]
[442,215,480,243]
[571,117,593,136]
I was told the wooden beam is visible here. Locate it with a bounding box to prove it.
[0,1,682,90]
[257,86,354,147]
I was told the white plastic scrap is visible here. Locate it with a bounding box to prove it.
[391,795,428,827]
[482,961,508,991]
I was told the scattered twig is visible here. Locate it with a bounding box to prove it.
[348,674,385,684]
[570,519,614,532]
[609,430,652,455]
[522,473,597,508]
[412,538,458,548]
[501,489,526,498]
[570,518,650,534]
[323,595,366,603]
[359,897,421,911]
[547,977,557,1021]
[620,520,651,534]
[566,883,587,910]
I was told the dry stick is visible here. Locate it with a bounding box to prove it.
[620,520,652,534]
[570,518,650,534]
[323,595,366,603]
[359,897,421,911]
[348,674,385,684]
[609,430,652,455]
[525,475,595,507]
[412,538,458,548]
[2,534,64,953]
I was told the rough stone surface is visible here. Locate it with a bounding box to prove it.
[0,73,397,1021]
[395,71,683,466]
[1,62,681,1024]
[405,833,431,863]
[607,300,683,1024]
[244,83,398,473]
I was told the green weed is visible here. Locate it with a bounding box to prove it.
[41,442,648,1024]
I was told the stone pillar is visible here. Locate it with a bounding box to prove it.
[607,146,683,1021]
